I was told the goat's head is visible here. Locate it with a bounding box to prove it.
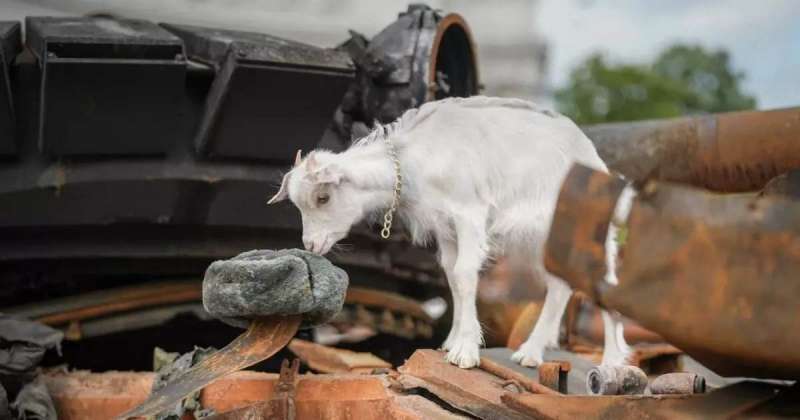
[268,150,365,255]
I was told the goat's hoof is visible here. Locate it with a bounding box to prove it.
[445,342,480,369]
[511,349,543,368]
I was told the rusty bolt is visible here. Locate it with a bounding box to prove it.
[586,365,647,396]
[649,373,706,395]
[539,361,571,394]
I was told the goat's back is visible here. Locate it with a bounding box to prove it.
[398,96,607,255]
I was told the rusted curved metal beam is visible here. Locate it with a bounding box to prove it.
[584,107,800,192]
[119,315,301,419]
[7,281,435,340]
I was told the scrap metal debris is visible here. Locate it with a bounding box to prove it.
[151,346,217,419]
[0,315,63,420]
[502,381,795,420]
[206,359,303,420]
[119,315,301,419]
[35,348,800,419]
[546,163,800,380]
[9,377,57,420]
[330,4,479,144]
[288,339,391,374]
[394,349,546,419]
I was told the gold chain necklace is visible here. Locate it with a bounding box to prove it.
[380,136,402,239]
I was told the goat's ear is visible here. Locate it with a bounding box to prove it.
[294,149,303,167]
[305,152,318,172]
[267,172,291,204]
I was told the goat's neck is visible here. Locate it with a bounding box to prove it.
[338,142,397,213]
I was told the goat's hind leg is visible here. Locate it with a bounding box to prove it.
[599,220,632,366]
[512,274,572,367]
[600,310,631,366]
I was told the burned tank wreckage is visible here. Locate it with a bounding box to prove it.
[0,5,478,365]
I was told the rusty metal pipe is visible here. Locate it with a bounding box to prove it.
[546,164,800,380]
[478,356,562,396]
[584,107,800,192]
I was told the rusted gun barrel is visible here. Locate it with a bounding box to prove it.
[584,107,800,192]
[545,164,800,380]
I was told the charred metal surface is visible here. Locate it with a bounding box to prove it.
[544,164,625,303]
[584,107,800,192]
[0,21,20,154]
[330,4,479,145]
[546,164,800,380]
[162,23,354,162]
[0,11,447,308]
[120,315,301,419]
[26,17,186,156]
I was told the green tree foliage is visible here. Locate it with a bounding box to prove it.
[555,45,757,124]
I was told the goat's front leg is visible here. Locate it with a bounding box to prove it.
[444,216,488,369]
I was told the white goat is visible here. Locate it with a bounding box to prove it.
[268,96,631,369]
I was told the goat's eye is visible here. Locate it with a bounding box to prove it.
[317,193,330,205]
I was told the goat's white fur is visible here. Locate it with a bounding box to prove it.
[270,96,632,369]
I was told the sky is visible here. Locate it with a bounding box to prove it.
[536,0,800,110]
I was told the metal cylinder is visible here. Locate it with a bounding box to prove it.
[584,107,800,193]
[649,373,706,395]
[586,365,648,396]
